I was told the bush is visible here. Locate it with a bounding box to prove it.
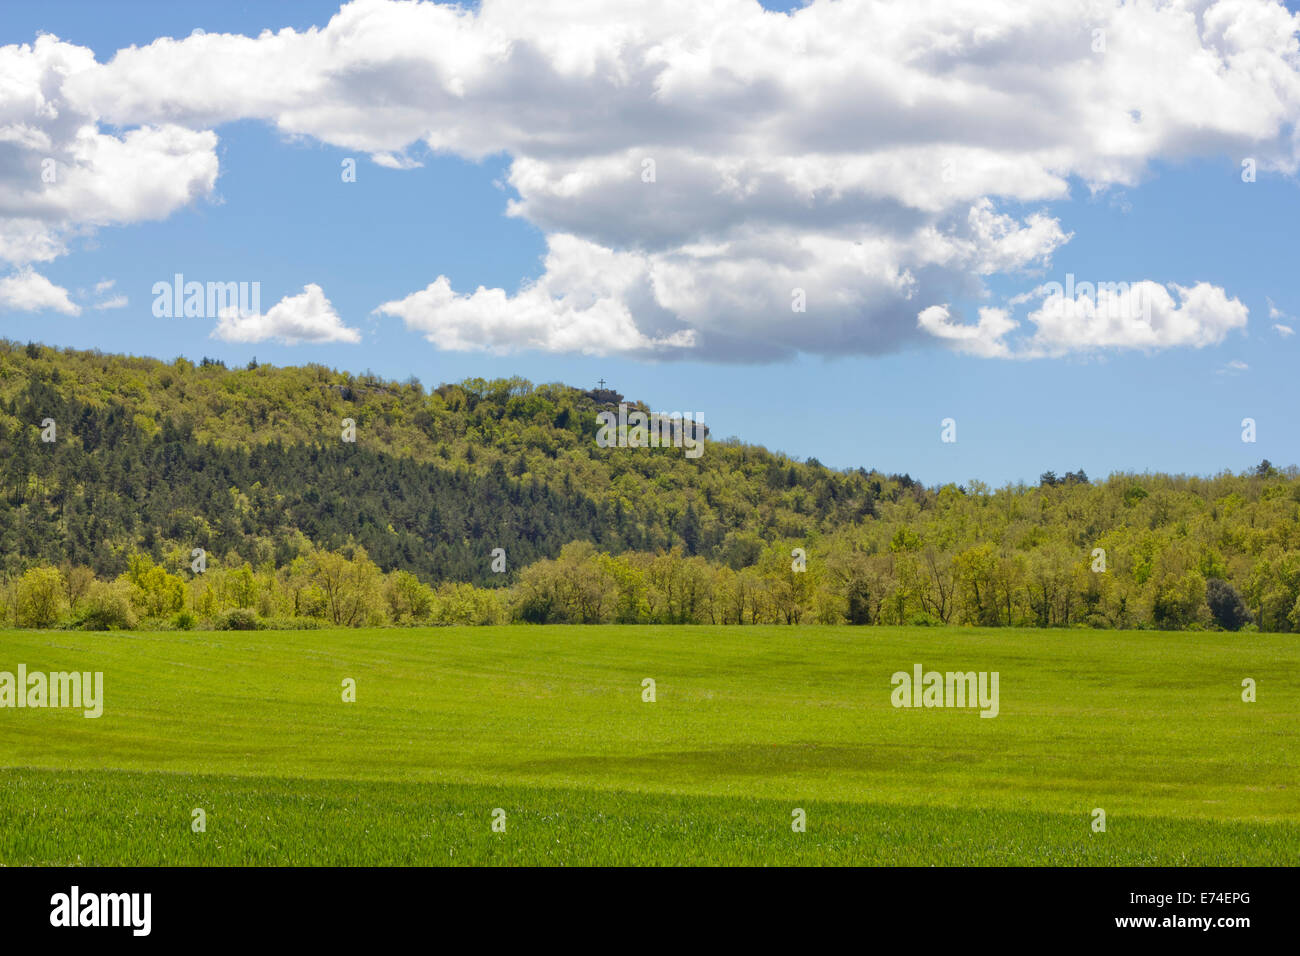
[217,608,260,631]
[258,616,321,630]
[77,581,136,631]
[172,610,197,630]
[385,570,436,624]
[123,552,186,617]
[1152,571,1208,630]
[1207,578,1252,631]
[16,566,67,627]
[434,582,507,625]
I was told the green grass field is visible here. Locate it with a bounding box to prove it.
[1,625,1296,865]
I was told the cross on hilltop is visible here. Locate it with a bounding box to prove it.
[597,378,607,389]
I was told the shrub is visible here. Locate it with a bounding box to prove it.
[172,610,197,630]
[123,553,186,617]
[1207,578,1252,631]
[77,581,136,631]
[435,582,507,625]
[16,566,67,627]
[258,616,321,630]
[217,608,260,631]
[385,570,435,624]
[1152,571,1208,630]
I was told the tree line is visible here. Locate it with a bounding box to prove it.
[0,340,1297,631]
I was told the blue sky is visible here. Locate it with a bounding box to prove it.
[3,0,1299,485]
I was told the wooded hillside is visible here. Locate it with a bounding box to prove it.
[1,339,1297,632]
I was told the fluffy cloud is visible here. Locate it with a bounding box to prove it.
[921,280,1249,359]
[917,305,1018,359]
[1023,281,1249,356]
[0,268,80,315]
[9,1,1300,357]
[375,235,694,356]
[213,284,360,344]
[0,35,219,268]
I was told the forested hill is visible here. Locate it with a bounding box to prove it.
[0,339,881,582]
[4,339,1300,633]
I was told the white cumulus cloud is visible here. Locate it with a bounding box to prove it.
[5,1,1299,358]
[921,280,1249,359]
[0,35,219,267]
[375,235,694,356]
[213,284,360,344]
[1023,281,1249,357]
[0,268,80,315]
[917,305,1018,359]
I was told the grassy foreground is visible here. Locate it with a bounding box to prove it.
[1,625,1297,865]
